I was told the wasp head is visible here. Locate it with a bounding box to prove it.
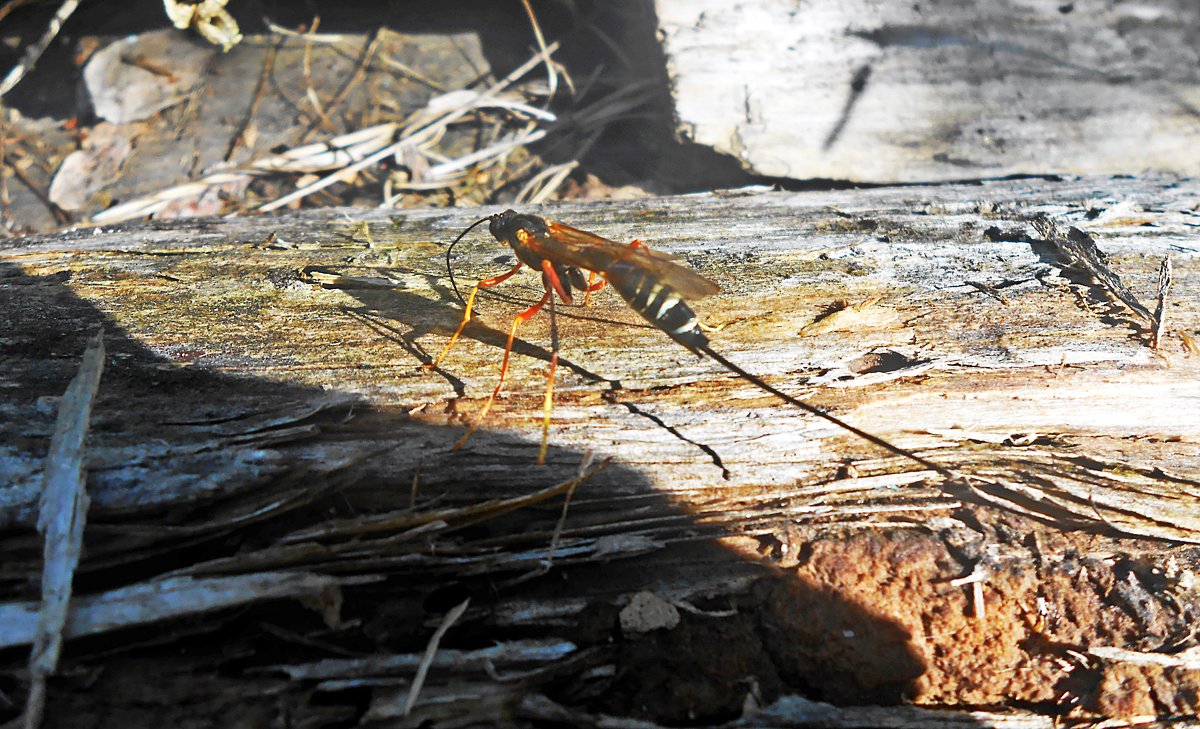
[489,209,548,244]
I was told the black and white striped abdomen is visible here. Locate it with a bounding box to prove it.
[606,260,708,352]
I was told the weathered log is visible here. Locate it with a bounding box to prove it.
[2,175,1199,724]
[657,0,1200,181]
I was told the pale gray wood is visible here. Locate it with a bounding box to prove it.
[4,175,1200,723]
[2,174,1197,539]
[656,0,1200,181]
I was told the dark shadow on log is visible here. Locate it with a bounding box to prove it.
[0,257,942,726]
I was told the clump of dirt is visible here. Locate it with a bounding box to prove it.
[562,524,1200,725]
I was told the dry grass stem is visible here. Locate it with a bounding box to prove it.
[90,41,565,224]
[519,0,556,101]
[403,598,470,715]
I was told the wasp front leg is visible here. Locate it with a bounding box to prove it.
[429,263,523,368]
[456,260,571,462]
[453,287,551,452]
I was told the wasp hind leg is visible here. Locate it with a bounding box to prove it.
[533,259,576,463]
[537,293,560,464]
[582,271,607,307]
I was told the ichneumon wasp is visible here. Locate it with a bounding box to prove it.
[430,209,951,477]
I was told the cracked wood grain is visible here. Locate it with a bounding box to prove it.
[656,0,1200,182]
[1,175,1199,542]
[5,174,1200,726]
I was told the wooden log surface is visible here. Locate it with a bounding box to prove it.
[3,174,1200,723]
[4,174,1198,514]
[657,0,1200,182]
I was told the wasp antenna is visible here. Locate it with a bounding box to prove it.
[445,215,497,307]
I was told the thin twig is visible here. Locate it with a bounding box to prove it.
[264,20,356,43]
[379,52,446,92]
[424,127,547,179]
[517,160,576,204]
[96,41,564,222]
[403,598,470,716]
[543,453,590,569]
[92,123,397,223]
[0,0,82,97]
[225,37,280,162]
[301,29,384,141]
[4,153,68,225]
[258,133,407,212]
[518,0,557,102]
[23,330,104,729]
[300,17,338,136]
[400,40,559,145]
[516,129,602,204]
[259,42,559,212]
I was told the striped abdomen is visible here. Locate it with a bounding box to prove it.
[605,260,708,352]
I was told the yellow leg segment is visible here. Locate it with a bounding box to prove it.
[537,350,558,464]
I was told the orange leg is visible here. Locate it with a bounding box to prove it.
[581,271,607,307]
[541,259,573,304]
[453,288,551,451]
[429,263,523,368]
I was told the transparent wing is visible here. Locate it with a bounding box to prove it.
[537,221,719,300]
